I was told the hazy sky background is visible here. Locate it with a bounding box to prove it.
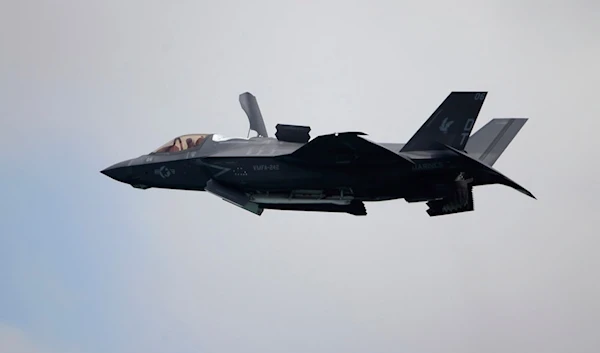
[1,1,599,352]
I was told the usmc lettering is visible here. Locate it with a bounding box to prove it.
[253,164,280,171]
[412,162,443,171]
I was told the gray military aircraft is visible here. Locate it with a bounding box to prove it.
[101,91,535,216]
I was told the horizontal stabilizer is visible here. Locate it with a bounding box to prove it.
[441,143,535,199]
[465,118,528,166]
[288,132,414,165]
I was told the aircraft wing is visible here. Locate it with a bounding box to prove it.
[286,132,414,165]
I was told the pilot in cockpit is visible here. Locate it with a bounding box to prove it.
[156,137,182,153]
[169,137,182,152]
[152,134,207,153]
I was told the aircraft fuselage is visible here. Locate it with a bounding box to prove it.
[102,135,472,207]
[101,91,534,216]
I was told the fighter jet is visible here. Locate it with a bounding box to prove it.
[101,91,534,216]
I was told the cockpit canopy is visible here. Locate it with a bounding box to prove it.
[152,134,210,153]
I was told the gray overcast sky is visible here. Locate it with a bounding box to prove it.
[1,1,599,353]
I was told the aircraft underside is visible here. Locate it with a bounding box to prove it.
[205,168,476,216]
[255,185,474,217]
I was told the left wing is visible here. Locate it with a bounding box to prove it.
[285,132,413,165]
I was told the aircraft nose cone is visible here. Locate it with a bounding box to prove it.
[101,160,133,183]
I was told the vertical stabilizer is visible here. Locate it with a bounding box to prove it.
[401,92,487,152]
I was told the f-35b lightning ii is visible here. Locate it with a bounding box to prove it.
[101,91,535,216]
